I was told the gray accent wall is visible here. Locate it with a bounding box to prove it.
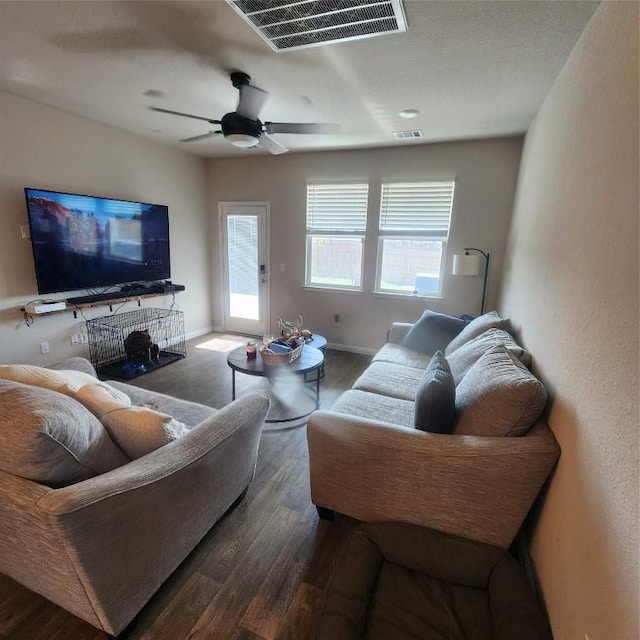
[499,2,639,638]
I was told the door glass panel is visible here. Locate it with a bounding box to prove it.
[227,215,259,320]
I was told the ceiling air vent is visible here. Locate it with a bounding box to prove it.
[393,130,424,140]
[225,0,407,52]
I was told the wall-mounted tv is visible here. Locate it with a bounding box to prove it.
[24,188,171,295]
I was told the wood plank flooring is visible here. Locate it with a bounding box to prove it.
[0,333,370,640]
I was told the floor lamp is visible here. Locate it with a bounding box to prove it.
[452,248,490,315]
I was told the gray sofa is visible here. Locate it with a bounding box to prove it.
[307,312,560,549]
[0,357,270,635]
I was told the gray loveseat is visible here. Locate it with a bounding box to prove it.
[307,312,560,549]
[0,357,270,635]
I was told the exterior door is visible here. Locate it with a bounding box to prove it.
[219,202,270,336]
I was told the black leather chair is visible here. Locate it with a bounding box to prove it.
[315,522,552,640]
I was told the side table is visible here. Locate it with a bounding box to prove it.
[304,334,327,381]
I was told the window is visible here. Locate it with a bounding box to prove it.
[305,183,369,290]
[375,180,455,296]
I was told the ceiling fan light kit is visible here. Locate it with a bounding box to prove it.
[151,71,340,155]
[226,133,259,148]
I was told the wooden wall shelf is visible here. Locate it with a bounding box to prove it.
[21,286,185,319]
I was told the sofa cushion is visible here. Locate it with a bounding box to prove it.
[108,380,217,427]
[0,364,189,459]
[414,352,456,433]
[74,383,189,459]
[446,328,532,386]
[444,311,511,356]
[0,380,128,487]
[454,347,548,437]
[372,343,432,369]
[402,310,468,355]
[352,361,425,401]
[332,390,415,429]
[0,364,130,402]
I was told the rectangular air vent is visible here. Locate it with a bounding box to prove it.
[226,0,407,52]
[393,130,424,140]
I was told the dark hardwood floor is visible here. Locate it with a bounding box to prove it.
[0,333,371,640]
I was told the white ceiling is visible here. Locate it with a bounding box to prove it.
[0,0,599,159]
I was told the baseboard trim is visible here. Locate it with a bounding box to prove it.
[326,342,377,356]
[184,330,377,356]
[185,326,217,341]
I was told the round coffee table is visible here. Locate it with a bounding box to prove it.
[227,344,324,423]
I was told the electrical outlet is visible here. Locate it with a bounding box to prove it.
[71,334,79,345]
[40,341,50,354]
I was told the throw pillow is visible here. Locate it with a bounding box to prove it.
[414,351,456,433]
[444,311,511,356]
[0,364,130,403]
[454,346,548,437]
[75,383,189,459]
[0,380,128,487]
[446,328,532,386]
[0,364,188,459]
[402,310,468,355]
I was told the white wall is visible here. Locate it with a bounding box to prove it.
[208,138,522,350]
[499,3,639,639]
[0,92,212,365]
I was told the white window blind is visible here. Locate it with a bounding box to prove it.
[306,183,369,232]
[379,181,455,236]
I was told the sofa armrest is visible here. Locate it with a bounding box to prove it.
[307,412,559,549]
[31,391,269,634]
[387,322,414,344]
[38,392,269,512]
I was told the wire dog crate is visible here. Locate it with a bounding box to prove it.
[86,308,186,380]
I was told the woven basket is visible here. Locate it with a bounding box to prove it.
[260,341,304,365]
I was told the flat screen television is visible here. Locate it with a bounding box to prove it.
[24,188,171,295]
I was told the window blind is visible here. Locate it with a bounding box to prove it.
[379,181,455,236]
[306,183,369,232]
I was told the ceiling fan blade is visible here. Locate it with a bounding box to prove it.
[151,106,220,125]
[258,133,288,155]
[265,122,340,135]
[180,131,221,143]
[236,84,269,120]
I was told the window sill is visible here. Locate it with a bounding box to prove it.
[303,286,364,296]
[372,291,445,301]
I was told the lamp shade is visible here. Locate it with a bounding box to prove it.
[452,253,481,276]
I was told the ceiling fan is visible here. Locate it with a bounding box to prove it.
[151,71,340,155]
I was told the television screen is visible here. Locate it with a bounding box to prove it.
[24,188,171,295]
